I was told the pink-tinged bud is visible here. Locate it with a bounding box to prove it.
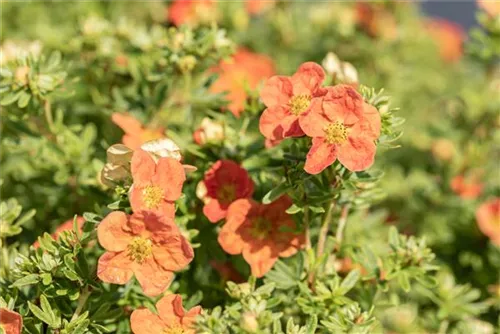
[193,117,225,145]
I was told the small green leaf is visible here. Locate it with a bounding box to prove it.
[28,302,53,327]
[340,269,360,293]
[388,226,400,248]
[262,183,292,204]
[10,274,39,288]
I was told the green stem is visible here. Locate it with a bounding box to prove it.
[316,200,336,259]
[335,204,351,250]
[44,99,54,131]
[71,286,91,321]
[304,206,311,251]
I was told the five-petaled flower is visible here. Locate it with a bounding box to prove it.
[0,308,22,334]
[210,48,275,117]
[218,196,304,277]
[130,149,186,219]
[300,85,381,174]
[130,294,201,334]
[200,160,254,223]
[111,112,165,150]
[259,62,326,141]
[476,198,500,246]
[451,174,483,200]
[97,211,194,296]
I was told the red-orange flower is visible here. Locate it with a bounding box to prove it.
[246,0,275,15]
[0,308,22,334]
[33,216,85,249]
[210,48,275,117]
[201,160,254,223]
[218,196,304,277]
[451,174,483,199]
[478,0,500,16]
[130,294,201,334]
[425,18,464,63]
[259,62,326,141]
[130,150,186,219]
[97,211,194,296]
[111,113,165,150]
[209,260,245,283]
[300,85,381,174]
[168,0,215,26]
[476,198,500,246]
[355,3,398,41]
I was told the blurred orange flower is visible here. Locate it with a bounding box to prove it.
[33,216,85,249]
[111,113,164,150]
[425,18,464,63]
[97,211,194,296]
[218,196,304,277]
[476,198,500,246]
[130,150,186,219]
[168,0,215,26]
[130,294,201,334]
[259,62,326,141]
[0,308,22,334]
[209,260,245,283]
[478,0,500,16]
[201,160,254,223]
[355,3,398,40]
[451,174,483,199]
[246,0,275,15]
[300,85,381,174]
[210,48,275,117]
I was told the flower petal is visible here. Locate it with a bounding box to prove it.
[112,113,143,135]
[153,157,186,201]
[260,76,293,107]
[203,199,228,223]
[156,294,184,325]
[131,150,156,184]
[324,85,364,124]
[337,136,376,172]
[182,305,202,330]
[0,308,23,334]
[304,138,338,175]
[130,308,165,334]
[242,245,278,278]
[134,258,174,296]
[349,103,381,140]
[153,235,194,272]
[97,211,133,252]
[299,99,330,138]
[291,62,325,96]
[217,199,253,254]
[97,251,134,285]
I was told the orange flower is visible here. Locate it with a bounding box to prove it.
[259,62,326,141]
[476,198,500,246]
[97,211,194,296]
[451,174,483,199]
[355,3,398,40]
[111,113,164,150]
[299,85,381,174]
[167,0,215,26]
[130,294,201,334]
[218,196,304,277]
[478,0,500,16]
[425,19,464,63]
[0,308,22,334]
[33,216,85,249]
[210,48,275,117]
[246,0,275,15]
[130,150,186,219]
[201,160,254,223]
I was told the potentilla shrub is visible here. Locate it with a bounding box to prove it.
[1,1,499,334]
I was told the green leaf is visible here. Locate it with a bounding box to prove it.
[398,272,411,292]
[10,274,39,288]
[262,182,292,204]
[285,204,302,214]
[17,91,31,108]
[340,269,360,294]
[28,302,54,327]
[388,226,400,248]
[305,314,318,333]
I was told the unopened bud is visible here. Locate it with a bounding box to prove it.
[240,312,259,333]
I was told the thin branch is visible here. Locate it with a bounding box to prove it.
[335,204,351,250]
[316,200,336,258]
[304,206,312,251]
[71,286,91,322]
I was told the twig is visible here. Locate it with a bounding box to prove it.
[44,99,54,130]
[303,206,311,251]
[71,286,91,321]
[335,204,351,250]
[316,200,336,258]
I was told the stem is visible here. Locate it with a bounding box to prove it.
[316,200,336,258]
[44,99,54,130]
[303,206,311,251]
[335,204,351,250]
[71,286,91,321]
[438,320,449,334]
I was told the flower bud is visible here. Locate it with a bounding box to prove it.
[15,66,30,86]
[240,312,259,333]
[322,52,342,76]
[193,118,224,145]
[107,144,133,166]
[100,163,130,187]
[431,138,456,162]
[177,55,197,73]
[140,138,182,162]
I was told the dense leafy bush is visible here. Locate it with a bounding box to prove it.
[1,1,499,333]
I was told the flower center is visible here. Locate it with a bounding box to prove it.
[216,184,236,205]
[324,121,348,144]
[142,185,163,209]
[127,237,153,263]
[289,95,311,115]
[163,326,184,334]
[250,217,272,240]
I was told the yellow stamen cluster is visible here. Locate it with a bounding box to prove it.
[324,121,348,145]
[163,326,184,334]
[142,185,163,209]
[127,237,153,263]
[216,184,236,205]
[250,217,272,240]
[289,94,311,115]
